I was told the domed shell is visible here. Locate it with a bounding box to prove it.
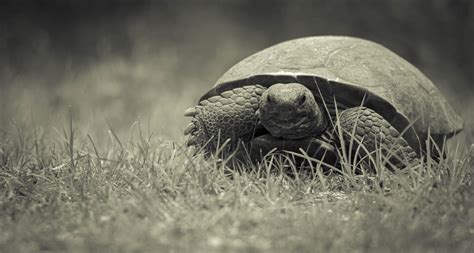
[201,36,463,138]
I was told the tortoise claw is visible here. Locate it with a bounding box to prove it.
[184,122,196,135]
[184,107,198,117]
[186,136,197,146]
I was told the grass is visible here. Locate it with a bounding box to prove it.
[1,4,473,251]
[0,114,473,253]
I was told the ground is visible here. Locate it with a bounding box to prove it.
[0,119,473,252]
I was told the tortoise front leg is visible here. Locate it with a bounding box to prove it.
[184,85,266,152]
[338,107,419,170]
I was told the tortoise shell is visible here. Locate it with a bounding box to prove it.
[200,36,463,148]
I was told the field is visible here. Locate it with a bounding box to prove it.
[0,109,473,253]
[1,1,474,252]
[1,68,473,253]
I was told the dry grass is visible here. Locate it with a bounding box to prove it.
[0,113,473,253]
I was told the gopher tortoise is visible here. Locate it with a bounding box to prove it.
[184,36,463,168]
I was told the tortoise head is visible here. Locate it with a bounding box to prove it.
[258,83,327,139]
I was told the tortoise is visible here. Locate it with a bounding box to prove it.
[183,36,463,168]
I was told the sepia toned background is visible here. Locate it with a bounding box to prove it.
[1,0,473,144]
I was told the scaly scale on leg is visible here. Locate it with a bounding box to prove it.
[184,85,266,152]
[339,107,419,170]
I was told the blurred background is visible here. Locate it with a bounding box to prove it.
[1,0,473,145]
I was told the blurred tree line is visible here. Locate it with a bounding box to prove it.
[0,0,472,137]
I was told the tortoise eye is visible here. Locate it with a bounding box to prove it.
[297,94,306,106]
[266,94,276,104]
